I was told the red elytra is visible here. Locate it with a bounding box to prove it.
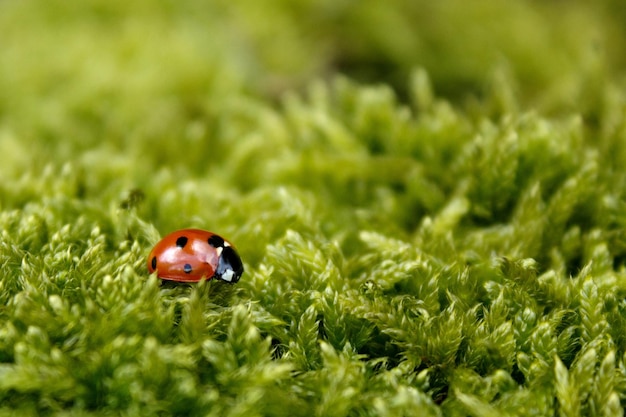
[147,229,244,283]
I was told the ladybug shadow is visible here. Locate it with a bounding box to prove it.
[159,277,241,307]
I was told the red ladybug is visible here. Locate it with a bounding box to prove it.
[147,229,244,283]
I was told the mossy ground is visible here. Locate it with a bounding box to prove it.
[1,0,626,416]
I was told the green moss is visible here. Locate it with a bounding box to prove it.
[1,0,626,415]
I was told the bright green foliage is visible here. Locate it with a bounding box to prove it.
[2,0,626,416]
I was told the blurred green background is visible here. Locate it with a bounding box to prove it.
[2,0,625,229]
[2,0,625,150]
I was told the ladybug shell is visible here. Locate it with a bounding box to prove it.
[147,229,244,283]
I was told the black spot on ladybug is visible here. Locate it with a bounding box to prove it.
[151,256,157,270]
[184,263,192,273]
[208,235,225,248]
[176,236,188,248]
[215,246,244,283]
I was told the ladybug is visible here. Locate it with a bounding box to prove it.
[147,229,244,283]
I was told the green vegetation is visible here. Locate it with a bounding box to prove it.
[1,0,626,415]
